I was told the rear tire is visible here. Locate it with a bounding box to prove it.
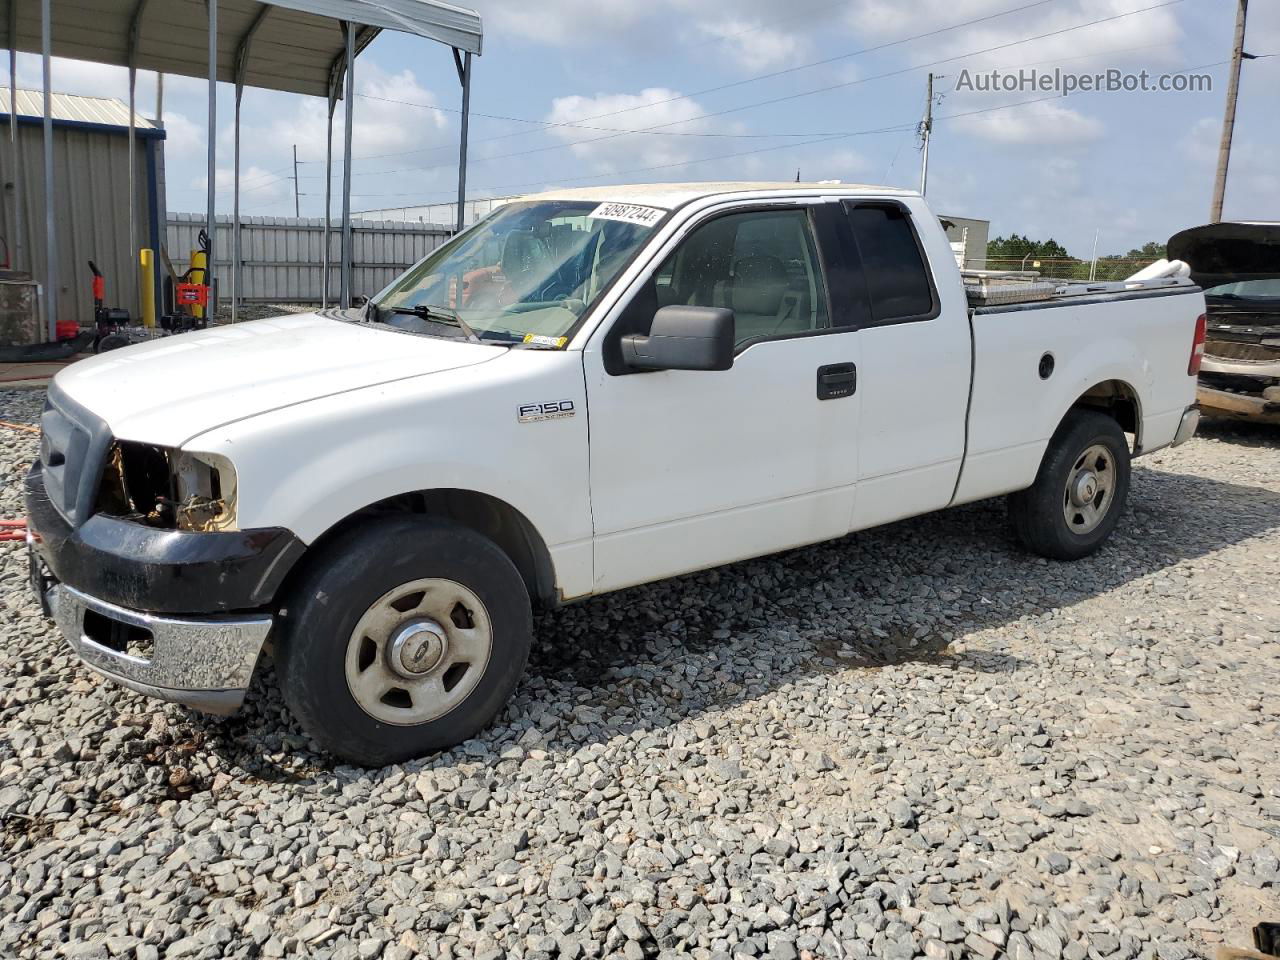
[276,515,531,766]
[1008,409,1131,561]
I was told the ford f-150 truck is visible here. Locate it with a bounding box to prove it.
[25,182,1205,765]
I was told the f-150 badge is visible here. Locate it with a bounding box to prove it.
[518,400,575,423]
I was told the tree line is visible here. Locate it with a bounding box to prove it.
[984,235,1168,282]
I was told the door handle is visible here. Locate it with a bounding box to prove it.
[816,362,857,400]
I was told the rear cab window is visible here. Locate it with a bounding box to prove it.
[843,202,940,325]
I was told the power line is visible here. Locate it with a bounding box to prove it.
[299,0,1062,166]
[298,39,1189,182]
[321,0,1190,182]
[336,55,1239,203]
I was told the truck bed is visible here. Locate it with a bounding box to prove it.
[954,282,1204,506]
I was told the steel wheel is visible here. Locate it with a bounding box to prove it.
[1062,443,1115,535]
[344,577,493,726]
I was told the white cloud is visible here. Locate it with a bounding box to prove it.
[1177,114,1280,222]
[845,0,1184,70]
[954,99,1104,144]
[482,0,821,78]
[807,148,873,182]
[248,65,449,164]
[160,111,204,156]
[482,0,648,45]
[544,88,714,174]
[696,19,811,71]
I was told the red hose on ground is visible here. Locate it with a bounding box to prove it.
[0,519,28,542]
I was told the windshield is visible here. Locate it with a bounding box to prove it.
[1204,278,1280,302]
[372,199,665,343]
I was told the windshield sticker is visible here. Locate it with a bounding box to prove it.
[523,334,569,349]
[588,202,667,227]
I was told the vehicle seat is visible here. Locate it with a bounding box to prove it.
[502,231,552,296]
[719,255,801,342]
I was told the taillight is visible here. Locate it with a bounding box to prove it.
[1188,313,1206,376]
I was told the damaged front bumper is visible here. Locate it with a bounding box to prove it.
[25,459,302,714]
[47,583,272,714]
[1197,338,1280,424]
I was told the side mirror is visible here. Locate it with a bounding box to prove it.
[621,305,735,372]
[349,295,369,307]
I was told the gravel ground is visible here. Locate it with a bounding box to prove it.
[1,387,1277,960]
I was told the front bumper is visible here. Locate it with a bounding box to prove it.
[1197,337,1280,424]
[25,460,304,614]
[1197,385,1280,425]
[25,458,301,715]
[47,582,272,714]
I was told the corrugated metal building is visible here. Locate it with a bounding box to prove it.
[1,88,166,328]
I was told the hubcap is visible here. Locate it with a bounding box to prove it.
[1062,443,1115,536]
[388,620,448,678]
[344,578,493,726]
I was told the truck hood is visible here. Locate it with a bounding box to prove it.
[1168,221,1280,289]
[52,311,505,447]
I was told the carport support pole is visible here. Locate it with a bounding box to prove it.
[8,1,23,273]
[41,0,55,339]
[232,79,242,323]
[339,22,354,308]
[455,50,471,234]
[128,66,138,317]
[322,95,335,308]
[206,0,217,314]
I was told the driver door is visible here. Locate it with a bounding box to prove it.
[583,202,863,594]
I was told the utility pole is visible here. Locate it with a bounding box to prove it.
[919,72,935,196]
[292,144,301,218]
[1211,0,1249,222]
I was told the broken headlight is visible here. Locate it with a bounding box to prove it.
[97,442,239,531]
[171,451,239,532]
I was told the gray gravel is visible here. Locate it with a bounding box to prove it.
[2,387,1278,960]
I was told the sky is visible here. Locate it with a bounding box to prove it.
[10,0,1280,258]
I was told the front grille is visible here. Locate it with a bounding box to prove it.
[40,383,113,528]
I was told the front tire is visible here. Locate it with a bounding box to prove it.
[1008,409,1131,561]
[276,516,532,766]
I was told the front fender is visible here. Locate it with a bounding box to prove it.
[183,350,592,573]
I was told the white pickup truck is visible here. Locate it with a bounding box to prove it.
[26,182,1205,764]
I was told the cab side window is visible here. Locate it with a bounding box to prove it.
[656,209,830,347]
[845,203,937,324]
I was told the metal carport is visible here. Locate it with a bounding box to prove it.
[5,0,482,334]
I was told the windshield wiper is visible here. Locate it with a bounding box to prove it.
[389,303,481,343]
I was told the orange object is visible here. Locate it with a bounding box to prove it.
[176,283,209,308]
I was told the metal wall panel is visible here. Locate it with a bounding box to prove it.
[0,116,155,329]
[166,214,450,304]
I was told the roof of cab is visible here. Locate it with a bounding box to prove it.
[516,181,917,209]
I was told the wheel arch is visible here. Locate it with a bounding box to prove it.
[1064,378,1144,453]
[278,488,559,610]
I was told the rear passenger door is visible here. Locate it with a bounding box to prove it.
[583,202,864,594]
[839,200,972,529]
